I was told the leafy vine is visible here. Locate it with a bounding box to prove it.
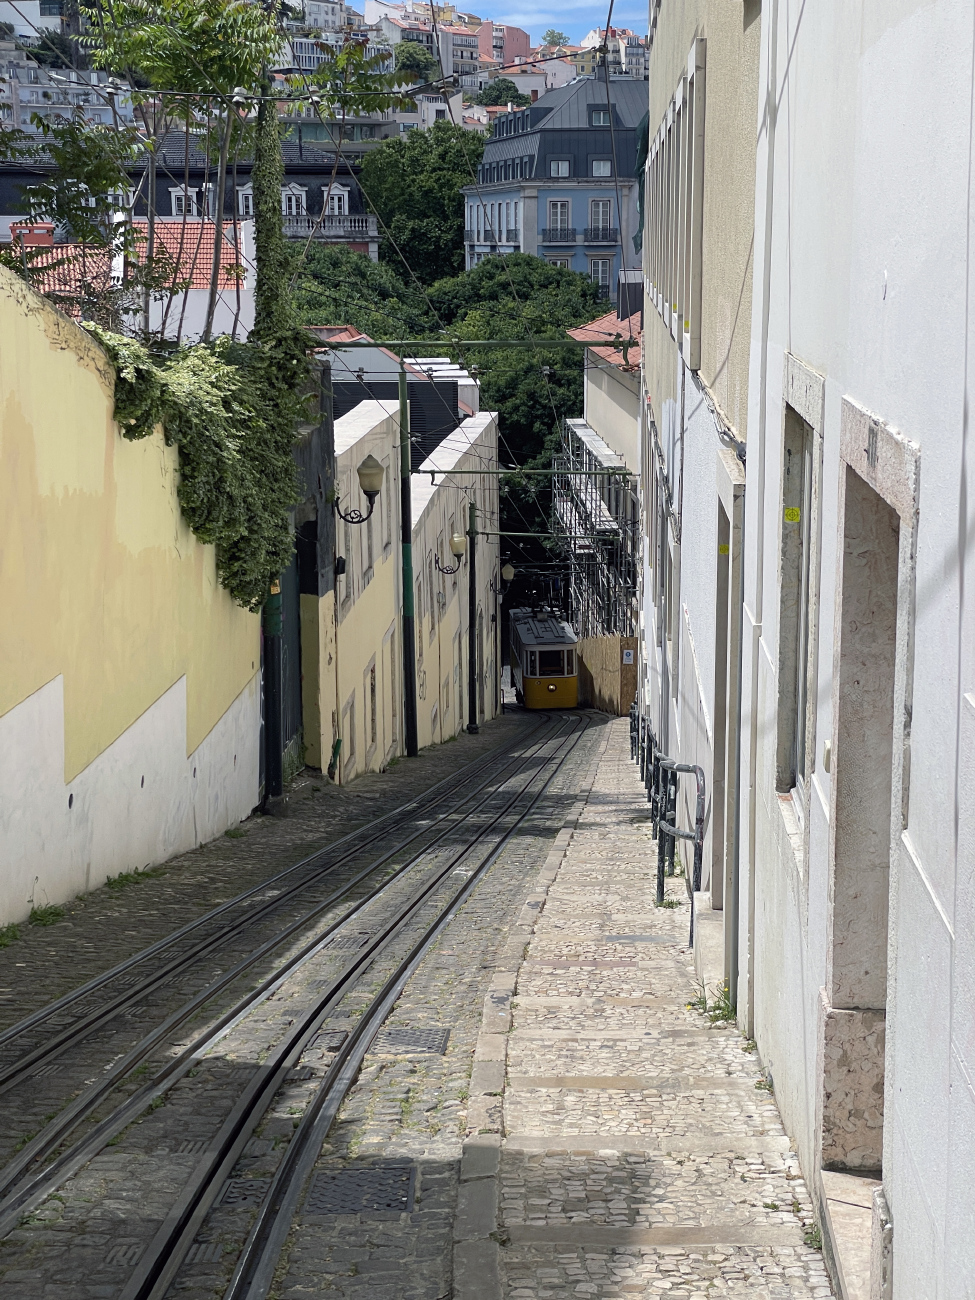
[86,324,307,610]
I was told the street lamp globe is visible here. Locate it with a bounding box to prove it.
[501,562,515,583]
[356,454,385,504]
[449,532,468,558]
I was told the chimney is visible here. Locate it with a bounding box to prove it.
[11,222,55,248]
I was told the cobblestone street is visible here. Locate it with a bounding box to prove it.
[0,714,833,1300]
[457,720,833,1300]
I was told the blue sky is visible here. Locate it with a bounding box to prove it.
[489,3,646,46]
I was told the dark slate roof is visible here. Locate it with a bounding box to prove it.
[530,76,647,130]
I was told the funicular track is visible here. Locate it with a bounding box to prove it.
[0,712,592,1274]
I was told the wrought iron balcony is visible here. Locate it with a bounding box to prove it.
[282,213,378,240]
[506,228,520,242]
[540,227,577,243]
[584,226,619,244]
[596,284,611,300]
[464,228,476,241]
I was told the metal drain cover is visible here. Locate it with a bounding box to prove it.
[217,1177,271,1208]
[303,1164,415,1216]
[329,933,369,951]
[186,1242,226,1264]
[374,1026,450,1055]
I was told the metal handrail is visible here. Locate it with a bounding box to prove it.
[630,711,707,945]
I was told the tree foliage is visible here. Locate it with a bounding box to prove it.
[476,77,531,108]
[85,325,302,609]
[393,40,439,83]
[360,121,484,283]
[290,244,433,337]
[543,29,570,46]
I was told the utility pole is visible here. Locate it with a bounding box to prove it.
[263,579,283,803]
[399,361,419,757]
[467,498,478,734]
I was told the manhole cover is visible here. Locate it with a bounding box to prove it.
[374,1026,450,1055]
[218,1178,271,1208]
[303,1164,415,1216]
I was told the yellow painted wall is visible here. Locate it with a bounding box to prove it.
[0,268,260,781]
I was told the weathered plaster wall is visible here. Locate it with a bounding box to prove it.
[741,1,975,1292]
[0,267,260,922]
[584,361,640,474]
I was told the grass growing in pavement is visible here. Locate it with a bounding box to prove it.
[655,897,680,909]
[29,905,64,926]
[106,867,164,891]
[0,923,20,948]
[224,828,247,839]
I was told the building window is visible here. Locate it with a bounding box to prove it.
[170,188,199,216]
[326,184,349,215]
[591,108,611,126]
[592,158,611,177]
[237,187,253,217]
[281,186,307,216]
[548,257,570,267]
[435,108,446,119]
[548,199,570,231]
[590,257,612,295]
[776,406,815,808]
[549,158,570,177]
[646,37,706,368]
[590,198,612,232]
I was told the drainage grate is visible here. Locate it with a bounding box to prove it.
[105,1244,142,1267]
[186,1242,226,1264]
[217,1177,271,1208]
[374,1026,450,1055]
[32,1063,64,1077]
[176,1139,208,1155]
[303,1164,416,1216]
[312,1029,348,1053]
[328,934,370,951]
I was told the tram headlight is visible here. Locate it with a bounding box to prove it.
[547,683,557,693]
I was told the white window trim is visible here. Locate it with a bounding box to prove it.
[169,186,199,217]
[280,183,308,216]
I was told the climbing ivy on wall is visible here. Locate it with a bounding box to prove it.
[86,324,307,611]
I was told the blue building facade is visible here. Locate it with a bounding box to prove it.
[461,76,646,298]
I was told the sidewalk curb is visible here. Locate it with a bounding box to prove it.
[453,718,613,1300]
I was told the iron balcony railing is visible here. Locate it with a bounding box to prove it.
[506,228,520,242]
[584,226,619,243]
[464,228,475,241]
[540,227,576,243]
[596,284,611,300]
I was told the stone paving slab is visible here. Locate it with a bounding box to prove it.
[457,717,833,1300]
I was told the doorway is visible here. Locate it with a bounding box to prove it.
[821,465,900,1173]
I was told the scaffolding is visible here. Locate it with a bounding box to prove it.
[552,418,639,638]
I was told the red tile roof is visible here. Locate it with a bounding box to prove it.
[132,219,245,290]
[567,308,642,370]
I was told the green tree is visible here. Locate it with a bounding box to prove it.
[393,39,439,83]
[360,120,484,283]
[22,29,80,68]
[543,29,569,46]
[290,245,433,337]
[475,77,531,108]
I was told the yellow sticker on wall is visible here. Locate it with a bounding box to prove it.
[718,544,730,555]
[784,507,801,522]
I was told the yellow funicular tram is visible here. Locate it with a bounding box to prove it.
[509,608,579,709]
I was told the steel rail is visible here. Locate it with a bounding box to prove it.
[0,717,553,1092]
[0,715,547,1059]
[0,717,580,1238]
[121,714,592,1300]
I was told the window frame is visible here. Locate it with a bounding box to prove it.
[549,158,570,178]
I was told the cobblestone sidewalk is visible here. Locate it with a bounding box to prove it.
[459,718,833,1300]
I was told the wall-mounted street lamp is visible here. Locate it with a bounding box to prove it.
[434,532,468,575]
[334,454,385,525]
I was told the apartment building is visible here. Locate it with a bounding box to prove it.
[580,26,648,79]
[461,76,645,294]
[475,21,529,66]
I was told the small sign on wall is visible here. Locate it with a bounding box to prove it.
[622,649,634,665]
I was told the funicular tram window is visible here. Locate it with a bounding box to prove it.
[565,650,575,675]
[539,650,564,675]
[528,651,537,675]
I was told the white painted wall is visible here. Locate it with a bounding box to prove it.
[740,1,975,1292]
[0,674,260,924]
